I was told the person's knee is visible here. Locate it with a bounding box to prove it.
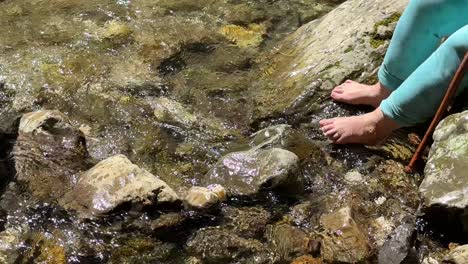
[444,25,468,55]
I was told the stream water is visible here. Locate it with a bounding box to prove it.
[0,0,438,263]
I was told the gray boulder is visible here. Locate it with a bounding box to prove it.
[420,111,468,234]
[203,148,302,196]
[60,154,180,218]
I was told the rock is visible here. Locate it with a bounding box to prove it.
[13,110,89,202]
[370,216,395,248]
[185,185,226,210]
[202,148,302,196]
[420,111,468,234]
[266,223,315,262]
[344,170,363,185]
[220,23,266,48]
[445,245,468,264]
[0,109,20,135]
[291,255,323,264]
[152,97,232,137]
[109,237,175,264]
[0,228,20,263]
[60,155,180,218]
[320,207,370,263]
[250,124,293,149]
[221,207,271,239]
[378,219,416,264]
[252,0,408,120]
[186,227,269,264]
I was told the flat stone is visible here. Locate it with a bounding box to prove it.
[185,185,226,210]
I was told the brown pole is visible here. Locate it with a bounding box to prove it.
[405,52,468,174]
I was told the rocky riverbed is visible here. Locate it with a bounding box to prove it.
[1,0,468,263]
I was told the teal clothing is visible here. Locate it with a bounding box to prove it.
[378,0,468,126]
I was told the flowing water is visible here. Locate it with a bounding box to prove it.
[0,0,433,263]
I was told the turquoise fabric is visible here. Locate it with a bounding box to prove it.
[378,0,468,126]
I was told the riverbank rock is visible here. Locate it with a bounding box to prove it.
[419,111,468,236]
[60,155,180,218]
[0,228,20,263]
[186,227,269,263]
[13,110,89,202]
[202,148,302,196]
[320,207,370,263]
[252,0,408,120]
[445,244,468,264]
[184,185,226,210]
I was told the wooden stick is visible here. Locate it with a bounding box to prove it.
[405,52,468,173]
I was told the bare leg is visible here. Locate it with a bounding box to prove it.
[330,81,392,108]
[319,108,401,145]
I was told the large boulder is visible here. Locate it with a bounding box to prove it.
[202,148,302,196]
[251,0,408,120]
[419,111,468,236]
[60,155,180,218]
[13,110,89,202]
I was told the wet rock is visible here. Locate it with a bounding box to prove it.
[220,23,266,48]
[344,170,363,185]
[378,220,416,264]
[370,216,396,248]
[186,227,269,264]
[320,207,370,263]
[221,206,271,239]
[203,148,302,196]
[291,255,323,264]
[0,109,20,135]
[13,110,89,202]
[250,124,293,149]
[252,0,408,120]
[0,228,20,263]
[185,185,226,210]
[152,97,232,138]
[266,223,315,262]
[60,155,180,218]
[444,245,468,264]
[109,237,175,264]
[420,111,468,234]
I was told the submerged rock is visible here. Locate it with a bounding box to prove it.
[419,111,468,235]
[320,207,370,263]
[221,207,271,239]
[203,148,302,196]
[60,155,180,218]
[185,185,226,210]
[266,223,315,262]
[13,110,89,202]
[186,227,269,264]
[0,228,20,263]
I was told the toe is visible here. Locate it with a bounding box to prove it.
[321,124,334,133]
[319,119,334,127]
[332,86,344,94]
[324,128,337,137]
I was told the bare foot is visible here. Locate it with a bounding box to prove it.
[331,80,392,108]
[319,108,401,145]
